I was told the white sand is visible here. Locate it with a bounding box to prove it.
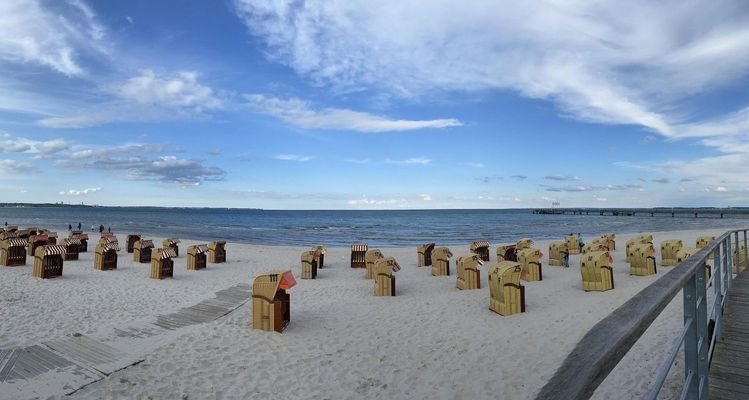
[0,228,738,399]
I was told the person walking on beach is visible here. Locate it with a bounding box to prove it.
[107,226,111,233]
[563,249,570,268]
[578,233,584,252]
[77,222,81,230]
[99,224,104,233]
[68,224,72,231]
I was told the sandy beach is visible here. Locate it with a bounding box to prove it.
[0,227,738,399]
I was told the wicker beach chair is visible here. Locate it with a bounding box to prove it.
[374,257,400,296]
[496,244,518,262]
[300,249,319,279]
[252,270,296,332]
[364,249,385,280]
[163,238,181,257]
[70,231,89,253]
[60,238,80,261]
[677,247,712,281]
[150,247,176,279]
[126,234,141,253]
[94,242,119,270]
[1,237,27,266]
[516,238,534,251]
[582,241,609,255]
[581,251,614,291]
[417,242,436,267]
[456,253,484,290]
[696,236,715,260]
[660,240,683,267]
[187,244,208,271]
[311,245,327,268]
[133,239,154,263]
[350,244,368,268]
[33,245,66,278]
[98,235,119,250]
[548,241,568,266]
[518,248,543,282]
[26,234,49,257]
[432,246,453,276]
[208,241,226,263]
[488,261,525,316]
[601,233,616,251]
[44,230,58,245]
[470,240,490,262]
[565,234,581,255]
[629,243,657,276]
[626,234,653,262]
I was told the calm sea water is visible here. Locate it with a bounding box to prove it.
[1,207,747,247]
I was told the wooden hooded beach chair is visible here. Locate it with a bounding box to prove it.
[488,261,525,316]
[300,249,319,279]
[27,234,49,257]
[98,235,119,250]
[33,245,66,278]
[187,244,208,271]
[470,240,490,262]
[565,234,581,255]
[456,253,484,290]
[516,238,534,251]
[133,239,154,263]
[601,233,616,251]
[696,236,715,260]
[518,248,543,282]
[626,234,653,262]
[581,251,614,291]
[43,230,58,245]
[417,242,436,267]
[60,238,80,261]
[94,242,119,270]
[364,249,385,280]
[163,238,180,257]
[582,241,609,255]
[432,246,453,276]
[374,257,401,296]
[126,234,141,253]
[496,244,518,262]
[150,247,176,279]
[252,270,296,333]
[311,245,327,268]
[677,247,712,281]
[660,240,683,266]
[208,241,226,263]
[629,243,657,276]
[70,231,89,253]
[1,237,27,266]
[350,244,367,268]
[548,241,568,266]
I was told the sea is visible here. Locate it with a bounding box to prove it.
[1,207,747,247]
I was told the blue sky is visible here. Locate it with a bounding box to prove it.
[1,0,749,209]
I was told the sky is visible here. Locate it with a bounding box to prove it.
[1,0,749,209]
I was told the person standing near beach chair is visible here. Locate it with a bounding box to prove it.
[578,233,584,252]
[77,222,81,230]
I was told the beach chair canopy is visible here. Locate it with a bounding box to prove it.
[4,238,27,248]
[351,244,368,252]
[191,244,209,254]
[253,270,297,299]
[137,239,154,249]
[153,247,177,260]
[516,238,534,249]
[36,245,67,257]
[301,249,320,262]
[164,238,181,245]
[311,245,327,254]
[374,256,401,274]
[471,240,490,250]
[61,237,81,246]
[433,247,453,259]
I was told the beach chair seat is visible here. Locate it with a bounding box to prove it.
[518,248,543,282]
[350,244,367,268]
[456,253,484,290]
[660,240,683,266]
[496,244,518,262]
[548,241,567,266]
[629,243,657,276]
[94,242,119,270]
[133,239,154,263]
[1,237,27,266]
[417,242,436,267]
[581,251,614,291]
[601,233,616,251]
[33,245,66,279]
[626,234,653,262]
[187,244,208,271]
[431,246,453,276]
[300,249,319,279]
[565,234,581,255]
[470,240,490,262]
[374,257,401,296]
[311,245,327,268]
[150,247,176,279]
[364,249,385,279]
[208,241,226,263]
[252,270,296,332]
[488,261,525,316]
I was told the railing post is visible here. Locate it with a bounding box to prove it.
[713,246,723,342]
[684,272,699,399]
[724,240,731,290]
[744,230,748,272]
[695,260,709,399]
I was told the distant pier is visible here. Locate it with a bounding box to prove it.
[532,207,749,218]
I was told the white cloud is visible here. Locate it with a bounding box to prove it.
[347,196,407,206]
[273,154,311,162]
[419,194,432,201]
[119,70,221,110]
[246,94,461,132]
[0,134,70,158]
[594,196,608,202]
[344,158,371,164]
[0,159,33,172]
[716,186,728,192]
[384,157,431,166]
[59,187,102,196]
[466,162,485,168]
[545,175,582,181]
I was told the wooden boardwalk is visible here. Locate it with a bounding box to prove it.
[0,283,251,399]
[710,272,749,399]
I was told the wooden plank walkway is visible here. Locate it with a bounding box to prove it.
[710,272,749,399]
[0,283,251,399]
